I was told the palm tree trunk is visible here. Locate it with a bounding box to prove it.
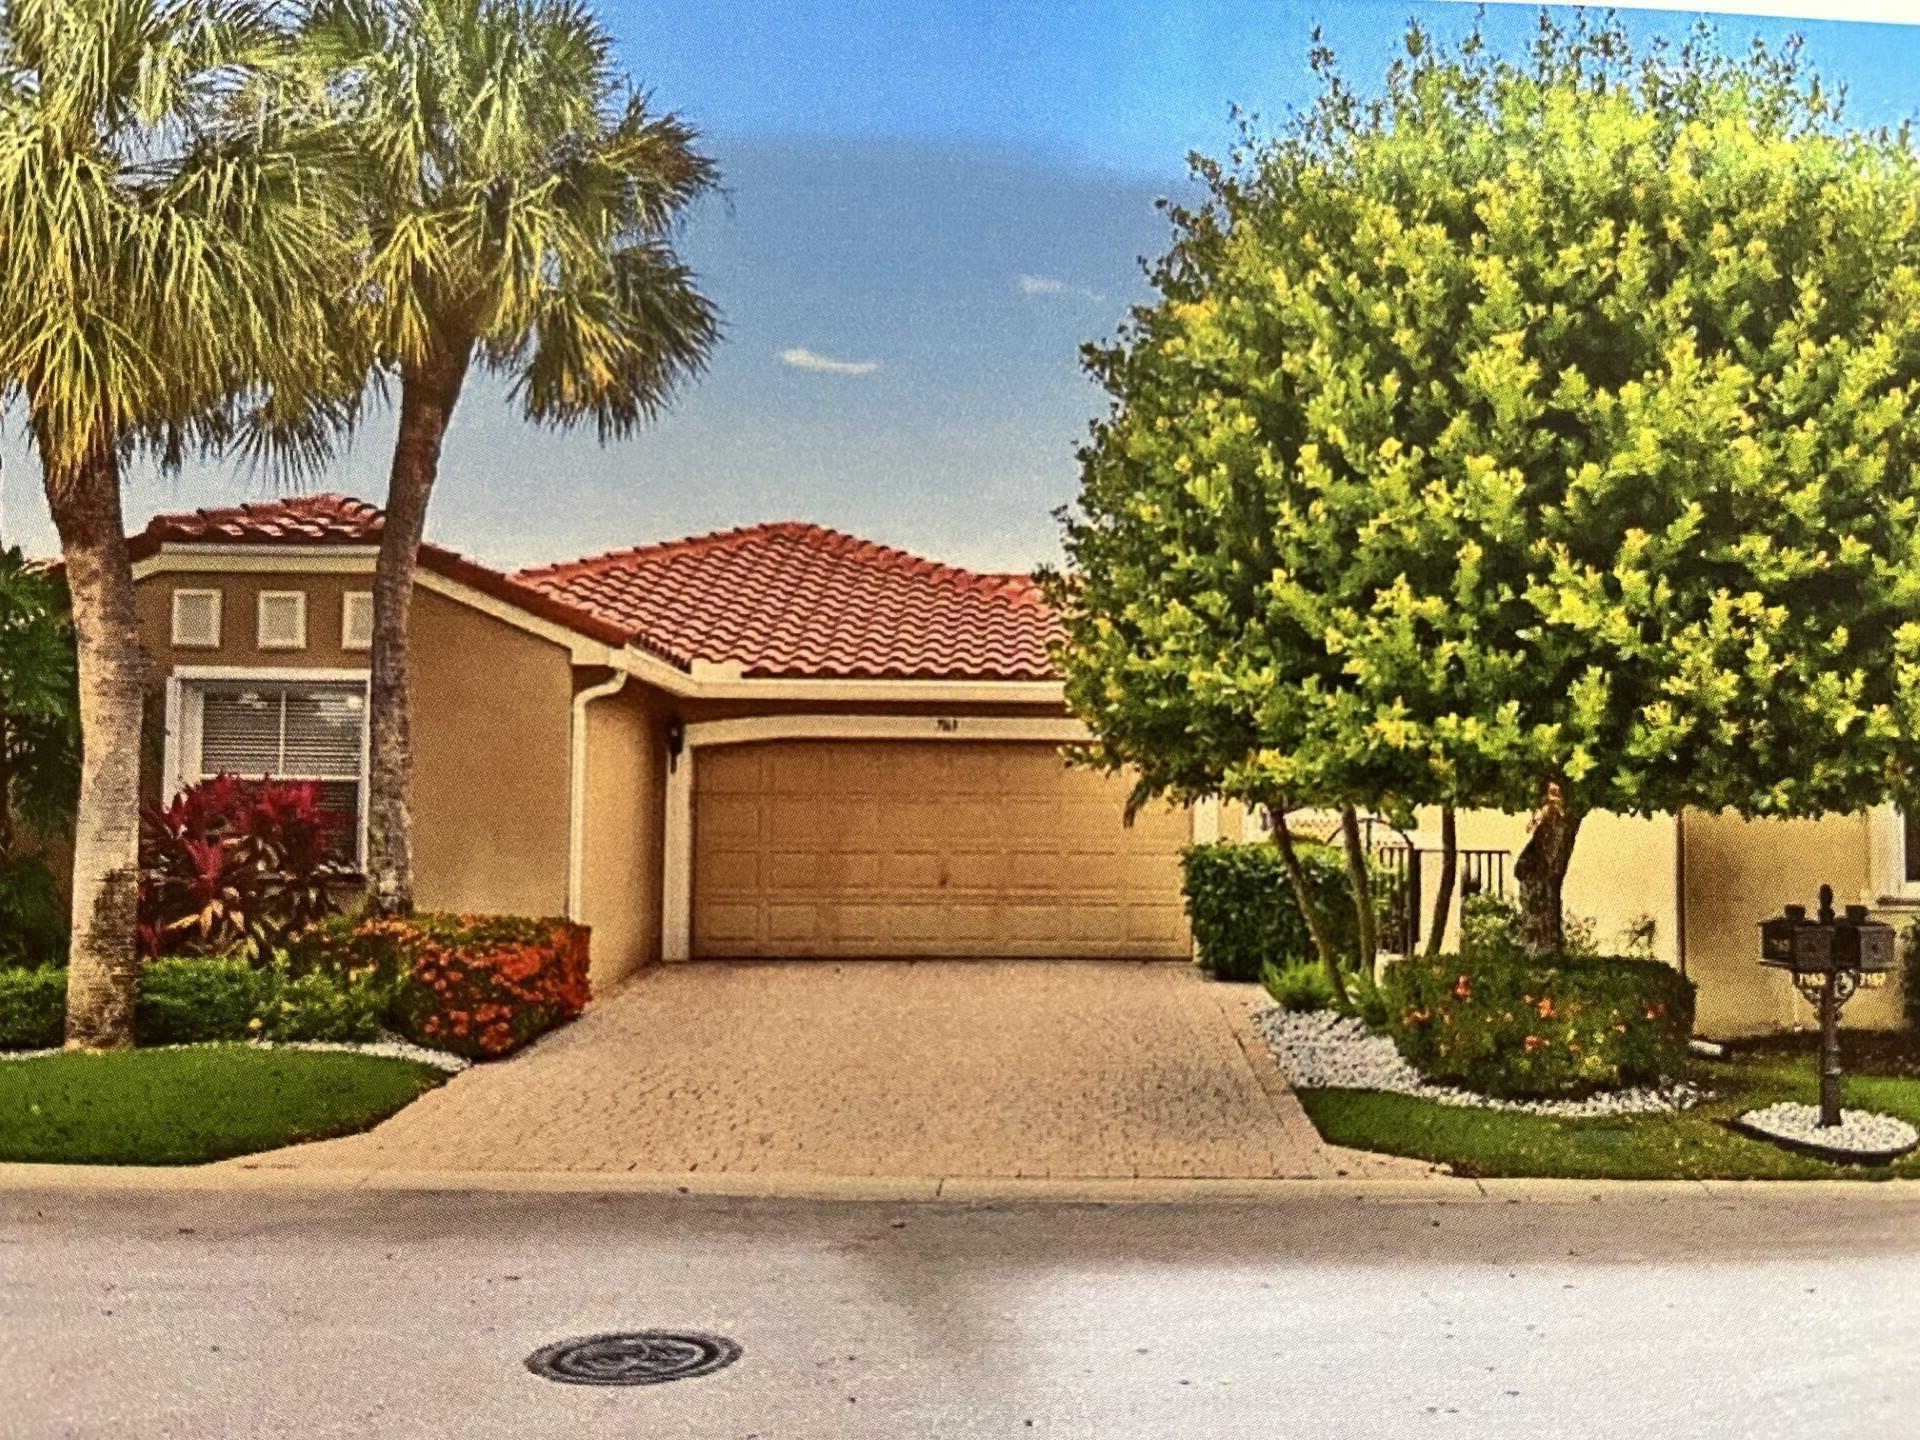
[1268,800,1348,1006]
[45,447,143,1050]
[364,343,470,917]
[1337,805,1377,973]
[1423,805,1458,958]
[1515,782,1583,956]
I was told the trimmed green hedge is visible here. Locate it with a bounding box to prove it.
[0,966,66,1048]
[1180,839,1368,982]
[1,915,589,1057]
[1381,952,1696,1099]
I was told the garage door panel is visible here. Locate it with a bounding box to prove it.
[699,901,763,943]
[700,795,762,843]
[700,850,762,893]
[692,739,1191,959]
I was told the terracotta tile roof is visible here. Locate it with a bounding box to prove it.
[136,495,1060,682]
[516,522,1059,681]
[134,493,385,548]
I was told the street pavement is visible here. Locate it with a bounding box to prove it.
[3,1179,1917,1438]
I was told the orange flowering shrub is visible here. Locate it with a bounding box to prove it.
[1382,953,1695,1099]
[290,913,590,1060]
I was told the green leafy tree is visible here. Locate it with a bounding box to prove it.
[298,0,720,915]
[0,0,348,1044]
[1049,13,1920,961]
[0,549,79,966]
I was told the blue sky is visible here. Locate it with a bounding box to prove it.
[5,1,1920,571]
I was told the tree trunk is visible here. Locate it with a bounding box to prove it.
[1514,783,1583,956]
[1337,805,1377,973]
[45,446,143,1050]
[364,342,471,917]
[1269,801,1348,1005]
[1423,805,1457,958]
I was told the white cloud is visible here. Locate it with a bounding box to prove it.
[1017,273,1105,303]
[781,346,879,375]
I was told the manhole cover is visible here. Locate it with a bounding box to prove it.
[525,1330,742,1387]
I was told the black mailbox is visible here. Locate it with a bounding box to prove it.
[1834,904,1897,974]
[1758,902,1833,973]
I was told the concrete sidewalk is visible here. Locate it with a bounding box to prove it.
[231,959,1426,1182]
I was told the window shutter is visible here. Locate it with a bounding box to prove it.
[282,688,366,777]
[199,687,283,774]
[171,590,222,648]
[257,591,307,649]
[341,592,374,650]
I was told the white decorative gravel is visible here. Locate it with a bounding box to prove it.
[0,1035,468,1072]
[1735,1102,1919,1160]
[1253,1007,1703,1117]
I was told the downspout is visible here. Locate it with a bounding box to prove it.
[567,671,629,921]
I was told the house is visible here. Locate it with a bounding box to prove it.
[129,493,1909,1039]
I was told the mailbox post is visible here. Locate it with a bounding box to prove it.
[1758,884,1896,1127]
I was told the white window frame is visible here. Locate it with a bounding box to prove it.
[162,666,372,871]
[1868,803,1920,904]
[256,591,308,651]
[341,591,374,651]
[170,589,224,649]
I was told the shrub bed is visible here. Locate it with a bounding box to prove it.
[1381,952,1696,1099]
[1,915,590,1058]
[295,914,591,1060]
[1180,838,1358,982]
[0,966,67,1049]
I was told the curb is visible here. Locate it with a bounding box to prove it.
[0,1162,1913,1206]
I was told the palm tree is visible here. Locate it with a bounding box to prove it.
[0,0,350,1046]
[300,0,720,915]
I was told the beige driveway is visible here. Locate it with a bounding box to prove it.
[246,960,1413,1181]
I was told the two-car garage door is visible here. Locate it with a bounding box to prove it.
[691,740,1192,959]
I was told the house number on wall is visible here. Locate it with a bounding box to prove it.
[934,717,961,733]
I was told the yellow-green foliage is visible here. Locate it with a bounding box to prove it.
[1049,14,1920,853]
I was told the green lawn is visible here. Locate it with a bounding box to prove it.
[0,1045,447,1165]
[1299,1053,1920,1181]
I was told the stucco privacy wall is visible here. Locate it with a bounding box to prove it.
[136,572,574,921]
[1400,808,1681,969]
[577,680,668,986]
[1680,810,1905,1037]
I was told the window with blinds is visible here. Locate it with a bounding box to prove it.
[193,681,367,866]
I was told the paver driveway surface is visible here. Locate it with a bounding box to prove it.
[247,960,1413,1180]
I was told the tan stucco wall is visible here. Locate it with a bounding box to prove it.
[136,570,575,925]
[1680,810,1907,1038]
[407,587,573,918]
[577,681,668,989]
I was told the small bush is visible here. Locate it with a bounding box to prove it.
[1262,959,1337,1012]
[1381,952,1696,1099]
[328,914,593,1060]
[1337,964,1392,1031]
[0,858,67,969]
[136,956,266,1045]
[138,775,344,960]
[255,967,391,1044]
[0,967,67,1049]
[1181,839,1361,982]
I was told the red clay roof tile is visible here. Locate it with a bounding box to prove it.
[516,522,1059,681]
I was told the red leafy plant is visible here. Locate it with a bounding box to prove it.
[138,775,345,959]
